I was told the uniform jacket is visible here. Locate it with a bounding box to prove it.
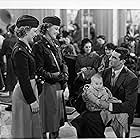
[102,66,138,125]
[12,40,37,104]
[33,34,68,85]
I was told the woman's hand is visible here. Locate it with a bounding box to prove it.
[101,95,109,101]
[81,67,87,72]
[52,72,60,76]
[30,100,39,113]
[99,100,109,109]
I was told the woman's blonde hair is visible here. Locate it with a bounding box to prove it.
[15,26,31,38]
[39,23,53,35]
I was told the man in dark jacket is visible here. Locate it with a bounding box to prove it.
[71,47,138,138]
[102,47,138,137]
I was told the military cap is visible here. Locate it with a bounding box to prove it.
[16,15,39,28]
[43,16,61,26]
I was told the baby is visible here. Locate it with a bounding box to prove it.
[82,73,122,112]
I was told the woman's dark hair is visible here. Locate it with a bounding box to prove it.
[105,43,115,50]
[80,38,93,54]
[120,42,129,49]
[15,26,31,38]
[39,23,53,35]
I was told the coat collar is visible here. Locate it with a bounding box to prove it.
[112,66,128,93]
[41,34,59,53]
[42,33,60,48]
[17,40,35,57]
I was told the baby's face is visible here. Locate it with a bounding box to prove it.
[91,77,103,90]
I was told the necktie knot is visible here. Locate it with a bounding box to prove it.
[112,70,115,78]
[111,70,116,86]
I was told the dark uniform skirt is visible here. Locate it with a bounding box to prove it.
[11,80,42,138]
[39,82,64,133]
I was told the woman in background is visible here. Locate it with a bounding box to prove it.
[73,38,101,96]
[98,43,116,72]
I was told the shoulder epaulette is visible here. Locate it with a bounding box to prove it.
[12,44,27,57]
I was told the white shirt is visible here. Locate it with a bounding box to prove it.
[0,35,4,49]
[112,65,124,82]
[109,65,124,111]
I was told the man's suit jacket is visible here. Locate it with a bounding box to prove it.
[102,66,138,125]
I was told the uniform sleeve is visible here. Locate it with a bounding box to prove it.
[33,43,59,81]
[14,50,36,104]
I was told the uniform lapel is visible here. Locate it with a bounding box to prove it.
[18,40,35,57]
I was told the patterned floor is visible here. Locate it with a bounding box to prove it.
[0,104,12,139]
[0,103,140,138]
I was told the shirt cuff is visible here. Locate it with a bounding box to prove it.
[109,103,113,111]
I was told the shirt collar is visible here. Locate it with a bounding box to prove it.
[112,65,124,76]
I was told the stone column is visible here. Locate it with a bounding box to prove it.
[117,9,127,46]
[92,9,113,42]
[113,9,118,45]
[60,9,67,27]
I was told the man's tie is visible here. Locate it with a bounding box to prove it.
[111,70,116,87]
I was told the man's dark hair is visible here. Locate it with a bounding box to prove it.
[105,43,115,50]
[115,47,129,60]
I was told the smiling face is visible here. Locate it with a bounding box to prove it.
[48,25,60,39]
[26,27,38,43]
[83,42,92,54]
[105,46,113,56]
[109,50,124,70]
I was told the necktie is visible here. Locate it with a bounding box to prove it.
[111,70,116,86]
